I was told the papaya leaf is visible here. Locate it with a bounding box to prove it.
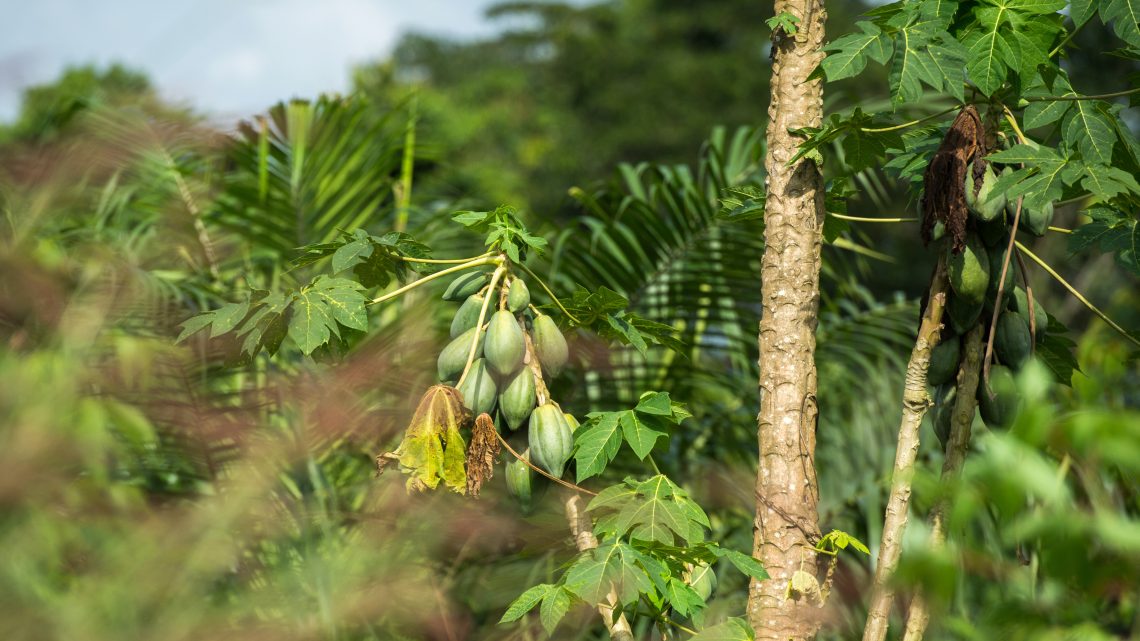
[564,542,653,606]
[574,413,624,481]
[821,21,894,82]
[500,583,554,623]
[712,548,770,581]
[538,586,573,635]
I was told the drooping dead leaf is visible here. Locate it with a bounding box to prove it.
[465,413,501,497]
[376,385,470,494]
[921,106,984,253]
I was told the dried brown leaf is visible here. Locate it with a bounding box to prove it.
[921,106,984,253]
[465,412,501,497]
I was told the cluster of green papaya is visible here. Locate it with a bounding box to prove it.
[437,269,577,510]
[928,161,1054,447]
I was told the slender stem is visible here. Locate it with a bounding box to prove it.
[984,193,1023,382]
[1047,17,1090,58]
[515,262,582,324]
[860,105,965,133]
[369,257,498,305]
[1048,226,1072,234]
[1015,249,1038,348]
[494,430,597,496]
[1016,241,1140,349]
[1024,87,1140,103]
[456,265,506,387]
[1003,108,1030,145]
[646,455,662,475]
[399,252,495,265]
[832,237,896,262]
[830,213,918,223]
[394,92,417,233]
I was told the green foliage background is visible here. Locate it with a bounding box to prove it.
[1,1,1139,640]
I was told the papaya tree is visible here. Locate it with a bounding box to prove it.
[795,1,1140,639]
[751,2,830,640]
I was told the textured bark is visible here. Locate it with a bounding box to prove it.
[902,324,983,641]
[564,494,634,641]
[861,263,949,641]
[749,2,828,639]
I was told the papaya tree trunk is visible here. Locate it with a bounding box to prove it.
[901,324,984,641]
[749,2,827,640]
[861,263,949,641]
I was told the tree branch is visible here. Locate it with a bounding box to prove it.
[861,259,949,641]
[900,324,984,641]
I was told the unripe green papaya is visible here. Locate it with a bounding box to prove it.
[499,367,536,431]
[931,384,956,452]
[966,162,1006,221]
[978,214,1009,248]
[507,279,530,313]
[689,562,717,601]
[1022,201,1054,237]
[994,311,1031,369]
[485,310,526,376]
[1010,287,1047,338]
[528,403,573,478]
[533,314,569,378]
[457,358,497,415]
[948,234,990,304]
[438,327,485,381]
[504,450,534,513]
[450,294,485,338]
[442,271,489,301]
[979,365,1019,428]
[928,337,961,387]
[947,292,984,335]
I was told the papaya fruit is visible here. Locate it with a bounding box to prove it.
[1022,201,1054,237]
[689,562,717,601]
[965,162,1006,222]
[928,337,961,386]
[979,365,1019,428]
[507,279,530,313]
[948,234,990,304]
[450,294,485,338]
[528,403,574,478]
[485,310,526,376]
[504,450,534,513]
[978,214,1008,248]
[931,384,956,452]
[533,314,569,378]
[947,292,984,335]
[442,271,489,301]
[994,311,1031,369]
[1010,287,1047,338]
[499,367,536,431]
[457,358,497,415]
[438,327,485,381]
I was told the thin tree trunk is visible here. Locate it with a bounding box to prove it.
[861,263,949,641]
[749,2,828,639]
[564,494,634,641]
[902,324,983,641]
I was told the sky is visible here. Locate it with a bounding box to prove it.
[0,0,508,124]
